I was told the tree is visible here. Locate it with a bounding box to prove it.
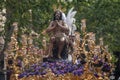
[1,0,120,54]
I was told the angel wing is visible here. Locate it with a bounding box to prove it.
[62,7,77,36]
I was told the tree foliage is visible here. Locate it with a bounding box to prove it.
[0,0,120,52]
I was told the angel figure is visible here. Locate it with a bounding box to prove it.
[62,7,77,36]
[62,7,77,61]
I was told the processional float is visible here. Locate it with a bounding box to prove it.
[3,8,114,80]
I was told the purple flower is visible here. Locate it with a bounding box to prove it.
[17,59,22,67]
[72,69,83,76]
[94,73,99,77]
[18,72,28,78]
[34,71,39,75]
[19,59,85,78]
[41,71,47,75]
[102,62,111,72]
[41,62,48,67]
[93,55,98,61]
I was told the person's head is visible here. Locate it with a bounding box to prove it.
[53,10,62,21]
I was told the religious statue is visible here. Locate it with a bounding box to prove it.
[44,10,69,59]
[43,7,77,59]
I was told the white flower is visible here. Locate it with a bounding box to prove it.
[2,16,6,21]
[2,8,6,14]
[2,23,5,27]
[68,0,73,2]
[67,54,72,62]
